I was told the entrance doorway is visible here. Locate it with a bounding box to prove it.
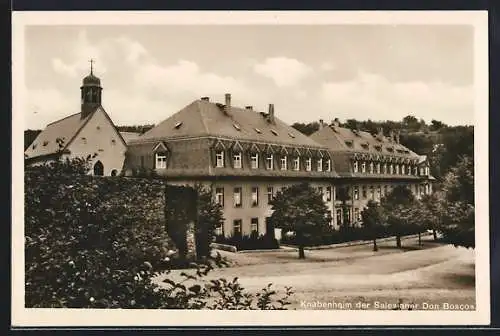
[93,160,104,176]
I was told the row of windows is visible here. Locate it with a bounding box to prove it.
[215,218,260,236]
[215,150,332,172]
[353,160,430,176]
[343,183,431,201]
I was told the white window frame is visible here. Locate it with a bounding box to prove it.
[326,159,332,172]
[361,162,366,173]
[216,150,225,168]
[155,153,167,169]
[233,187,242,207]
[402,165,406,175]
[233,152,242,169]
[326,186,332,202]
[354,186,359,200]
[390,164,394,174]
[395,164,400,175]
[317,158,323,172]
[369,162,374,174]
[377,186,381,199]
[376,163,381,174]
[293,157,300,171]
[383,163,388,174]
[353,161,359,173]
[250,153,259,169]
[267,187,274,203]
[251,187,259,207]
[233,219,242,236]
[306,158,312,172]
[318,187,324,201]
[266,154,274,170]
[215,187,224,206]
[250,218,259,234]
[280,156,287,170]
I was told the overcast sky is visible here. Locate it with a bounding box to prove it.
[24,24,474,130]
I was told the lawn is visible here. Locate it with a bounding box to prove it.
[153,235,475,310]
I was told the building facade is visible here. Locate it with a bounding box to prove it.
[25,68,127,176]
[124,94,339,236]
[310,119,435,228]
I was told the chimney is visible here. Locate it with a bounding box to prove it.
[331,118,340,127]
[268,104,275,124]
[319,119,324,129]
[225,93,231,108]
[245,105,253,110]
[377,127,384,137]
[201,96,210,101]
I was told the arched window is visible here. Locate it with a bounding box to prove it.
[111,169,118,176]
[93,160,104,176]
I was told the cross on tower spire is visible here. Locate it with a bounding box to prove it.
[89,59,95,75]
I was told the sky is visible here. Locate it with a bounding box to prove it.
[23,24,474,130]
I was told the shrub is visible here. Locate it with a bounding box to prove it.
[214,234,280,251]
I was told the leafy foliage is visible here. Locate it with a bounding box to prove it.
[25,157,294,308]
[215,233,280,251]
[194,184,225,257]
[269,183,331,258]
[361,200,387,251]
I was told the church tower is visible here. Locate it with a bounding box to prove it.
[80,59,102,119]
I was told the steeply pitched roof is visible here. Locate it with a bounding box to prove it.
[132,99,324,149]
[25,106,127,160]
[310,124,420,159]
[25,112,93,159]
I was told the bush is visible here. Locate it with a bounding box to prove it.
[214,233,280,251]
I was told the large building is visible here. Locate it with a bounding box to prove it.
[310,119,435,227]
[124,94,339,236]
[25,66,128,176]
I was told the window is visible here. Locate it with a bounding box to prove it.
[353,161,359,173]
[271,129,279,136]
[293,156,300,171]
[251,187,259,207]
[383,185,388,197]
[233,219,242,237]
[233,187,242,207]
[402,165,406,175]
[280,156,287,170]
[361,162,366,173]
[362,186,367,199]
[251,218,259,234]
[111,139,116,145]
[318,187,324,201]
[354,186,359,200]
[155,153,167,169]
[425,167,430,176]
[354,208,360,222]
[216,151,225,167]
[376,163,381,174]
[254,128,262,134]
[326,159,332,172]
[396,164,400,175]
[425,184,430,194]
[370,186,375,200]
[81,137,87,144]
[233,123,241,131]
[233,152,242,169]
[174,121,183,129]
[377,186,381,200]
[336,209,342,225]
[317,158,323,172]
[408,166,412,176]
[383,163,388,174]
[420,167,424,176]
[306,158,312,171]
[288,132,296,138]
[215,224,224,236]
[215,187,224,206]
[267,187,274,203]
[266,154,274,170]
[111,169,118,176]
[414,167,418,176]
[140,156,145,168]
[369,162,374,174]
[390,164,394,174]
[326,186,332,202]
[251,153,259,169]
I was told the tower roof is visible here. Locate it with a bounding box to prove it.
[82,59,101,86]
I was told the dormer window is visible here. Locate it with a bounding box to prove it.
[288,132,296,138]
[395,164,400,175]
[271,129,279,136]
[293,156,300,171]
[361,162,366,173]
[361,143,369,150]
[326,159,332,172]
[369,162,374,174]
[317,158,323,172]
[280,156,287,170]
[251,153,259,169]
[387,146,394,152]
[81,137,87,144]
[43,141,49,147]
[306,158,312,172]
[174,121,183,129]
[376,163,381,174]
[414,166,418,176]
[402,165,406,175]
[155,153,167,169]
[383,163,388,174]
[32,143,37,150]
[233,123,241,131]
[353,161,359,173]
[345,140,353,147]
[111,139,116,145]
[254,128,262,134]
[233,152,242,169]
[390,164,394,174]
[216,150,225,168]
[266,153,274,170]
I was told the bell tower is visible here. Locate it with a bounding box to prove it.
[80,59,103,119]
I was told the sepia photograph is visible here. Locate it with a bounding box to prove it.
[12,11,489,327]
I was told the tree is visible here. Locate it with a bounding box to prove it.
[402,115,421,132]
[440,155,475,248]
[361,200,386,251]
[430,119,447,131]
[195,185,225,258]
[380,185,417,248]
[269,183,332,259]
[291,122,320,136]
[417,194,442,241]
